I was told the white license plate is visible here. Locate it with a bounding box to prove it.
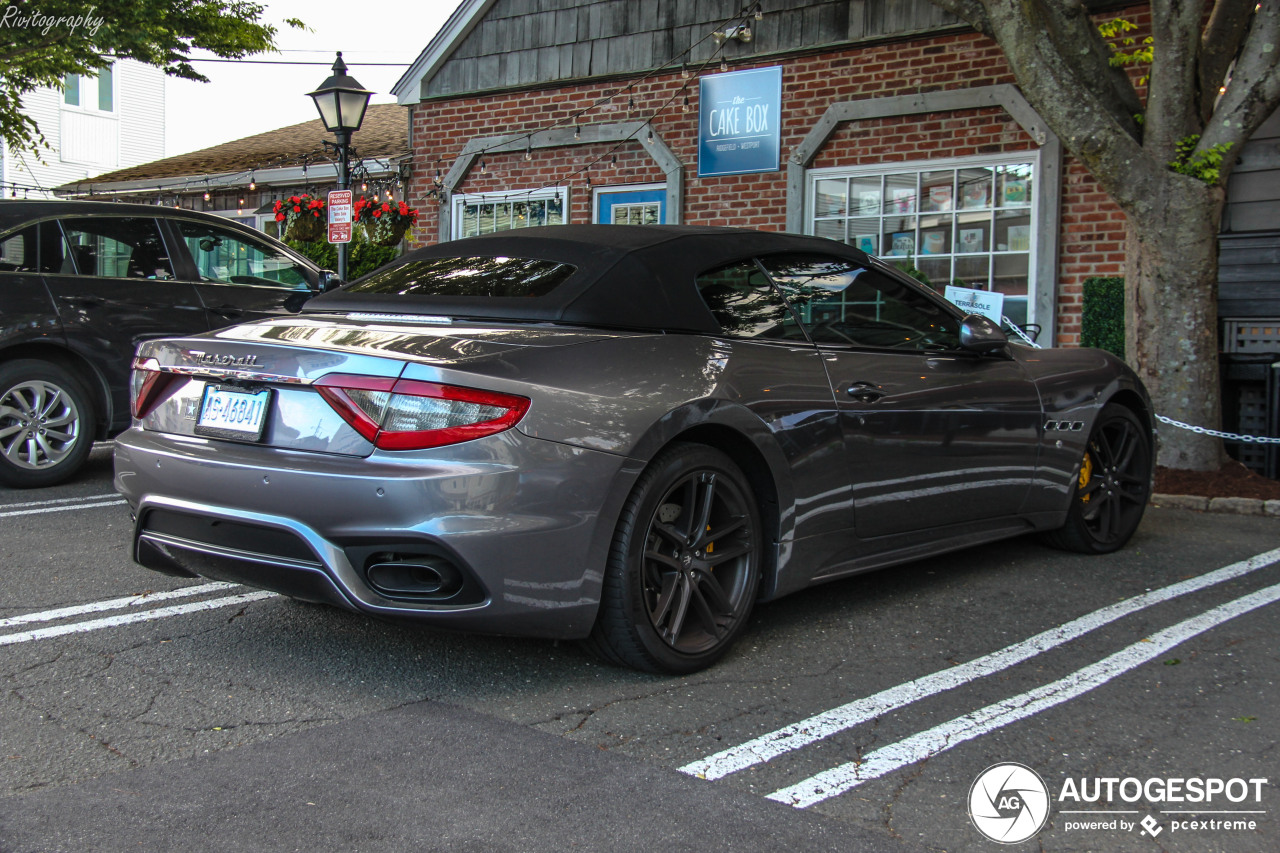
[195,386,272,441]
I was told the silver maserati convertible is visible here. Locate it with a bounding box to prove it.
[115,225,1154,673]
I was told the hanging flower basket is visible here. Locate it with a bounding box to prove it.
[362,218,409,246]
[285,214,325,242]
[355,197,418,246]
[273,194,327,243]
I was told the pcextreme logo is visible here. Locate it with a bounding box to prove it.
[969,763,1051,844]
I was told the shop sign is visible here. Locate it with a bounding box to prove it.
[698,66,782,177]
[945,284,1005,323]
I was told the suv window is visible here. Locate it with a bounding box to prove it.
[0,226,36,272]
[176,221,311,289]
[695,260,806,341]
[59,217,175,280]
[758,254,961,351]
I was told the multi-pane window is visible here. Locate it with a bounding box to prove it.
[810,157,1035,326]
[611,202,661,225]
[62,64,114,112]
[454,189,567,238]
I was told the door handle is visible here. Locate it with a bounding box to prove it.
[208,305,244,320]
[847,382,885,403]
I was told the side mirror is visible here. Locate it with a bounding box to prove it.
[958,314,1009,354]
[317,270,344,292]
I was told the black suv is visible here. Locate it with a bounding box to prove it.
[0,200,337,487]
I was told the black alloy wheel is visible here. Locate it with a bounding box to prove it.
[589,443,761,674]
[1044,404,1151,554]
[0,360,95,488]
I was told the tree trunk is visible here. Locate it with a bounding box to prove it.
[1124,177,1226,471]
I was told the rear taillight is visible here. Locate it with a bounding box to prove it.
[313,373,530,450]
[131,357,181,419]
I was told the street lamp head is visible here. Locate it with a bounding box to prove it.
[307,52,373,134]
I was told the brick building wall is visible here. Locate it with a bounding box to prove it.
[408,30,1134,346]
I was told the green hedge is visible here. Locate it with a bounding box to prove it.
[284,235,402,281]
[1082,276,1125,357]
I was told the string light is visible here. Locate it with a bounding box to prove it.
[248,172,255,191]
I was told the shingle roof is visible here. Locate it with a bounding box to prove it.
[84,102,408,184]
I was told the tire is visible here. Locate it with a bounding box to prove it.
[587,443,762,674]
[0,360,96,488]
[1043,404,1152,554]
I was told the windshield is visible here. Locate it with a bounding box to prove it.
[343,255,576,299]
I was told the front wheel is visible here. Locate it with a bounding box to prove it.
[588,443,762,674]
[0,360,96,488]
[1043,404,1152,554]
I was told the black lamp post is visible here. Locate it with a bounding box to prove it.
[308,52,373,281]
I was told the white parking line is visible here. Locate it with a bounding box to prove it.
[0,591,278,646]
[681,547,1280,781]
[768,580,1280,808]
[0,582,241,629]
[0,494,127,517]
[0,493,120,509]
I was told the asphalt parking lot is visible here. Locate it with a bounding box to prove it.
[1,443,1277,852]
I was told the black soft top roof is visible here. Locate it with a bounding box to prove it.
[306,224,870,333]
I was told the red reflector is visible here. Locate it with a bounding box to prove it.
[314,373,530,450]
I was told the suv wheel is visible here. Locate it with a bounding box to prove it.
[0,360,95,488]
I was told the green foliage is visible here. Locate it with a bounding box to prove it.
[285,235,402,281]
[1081,276,1125,357]
[0,1,303,154]
[1098,18,1153,79]
[892,259,931,286]
[1170,135,1234,186]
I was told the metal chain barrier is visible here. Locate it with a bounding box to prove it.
[998,316,1280,445]
[1153,414,1280,444]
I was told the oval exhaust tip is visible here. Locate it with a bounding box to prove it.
[365,557,461,598]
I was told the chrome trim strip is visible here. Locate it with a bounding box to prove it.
[346,312,452,325]
[161,366,311,385]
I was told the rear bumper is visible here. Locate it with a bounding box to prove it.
[114,428,641,639]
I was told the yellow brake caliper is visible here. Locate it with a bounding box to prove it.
[1078,450,1094,504]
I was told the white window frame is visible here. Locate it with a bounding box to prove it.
[451,187,570,238]
[806,151,1042,330]
[62,63,116,115]
[592,182,667,224]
